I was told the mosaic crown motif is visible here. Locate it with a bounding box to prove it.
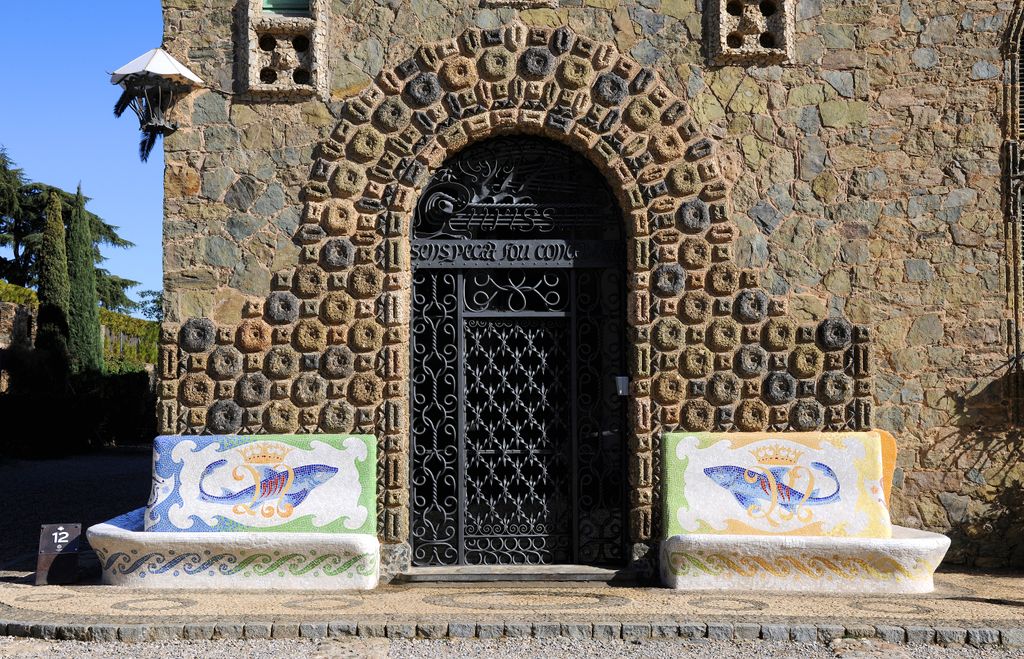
[239,442,292,464]
[751,443,802,466]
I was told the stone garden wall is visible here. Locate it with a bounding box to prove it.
[0,302,33,351]
[160,0,1024,567]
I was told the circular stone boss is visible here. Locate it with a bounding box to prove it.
[676,199,711,234]
[790,400,823,430]
[265,401,299,433]
[682,400,714,431]
[293,373,328,406]
[237,372,272,406]
[734,344,768,378]
[593,72,628,107]
[321,400,355,432]
[519,47,555,78]
[209,346,243,380]
[207,400,243,433]
[479,50,514,81]
[265,291,300,324]
[180,374,214,406]
[818,318,854,351]
[372,97,411,132]
[735,400,769,431]
[557,56,593,89]
[294,319,328,352]
[404,73,442,108]
[653,317,686,351]
[180,318,216,353]
[266,346,300,379]
[707,372,740,406]
[321,345,355,379]
[236,319,271,352]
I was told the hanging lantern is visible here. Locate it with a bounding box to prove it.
[110,49,204,162]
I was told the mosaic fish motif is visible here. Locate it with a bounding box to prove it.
[703,462,840,523]
[199,459,337,516]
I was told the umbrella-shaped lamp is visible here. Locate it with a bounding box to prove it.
[111,49,204,162]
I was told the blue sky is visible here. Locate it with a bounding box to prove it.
[0,3,165,308]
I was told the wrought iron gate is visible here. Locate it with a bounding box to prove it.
[410,137,627,567]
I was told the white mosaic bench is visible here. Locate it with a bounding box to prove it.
[660,431,950,594]
[87,435,379,590]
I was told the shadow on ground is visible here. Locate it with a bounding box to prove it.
[0,450,151,569]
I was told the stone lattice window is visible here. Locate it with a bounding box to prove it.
[244,0,327,97]
[708,0,793,65]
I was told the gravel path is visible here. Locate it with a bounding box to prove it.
[0,452,151,569]
[0,637,1022,659]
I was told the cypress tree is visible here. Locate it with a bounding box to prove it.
[35,190,71,364]
[66,186,103,373]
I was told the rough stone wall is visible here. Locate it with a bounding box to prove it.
[160,0,1024,568]
[0,302,33,351]
[0,302,34,393]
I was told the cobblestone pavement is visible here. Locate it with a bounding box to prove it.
[0,637,1023,658]
[1,572,1022,627]
[0,573,1021,647]
[0,456,1022,651]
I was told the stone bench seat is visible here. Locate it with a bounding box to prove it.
[660,431,950,593]
[661,525,950,594]
[87,434,380,590]
[88,508,380,590]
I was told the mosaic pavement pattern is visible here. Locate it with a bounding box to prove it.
[0,572,1020,628]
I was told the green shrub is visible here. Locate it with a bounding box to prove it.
[99,308,159,370]
[67,187,104,373]
[0,280,38,306]
[35,191,70,363]
[0,280,159,372]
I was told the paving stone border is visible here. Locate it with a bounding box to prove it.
[0,618,1020,647]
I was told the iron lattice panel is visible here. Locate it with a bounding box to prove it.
[411,270,626,566]
[410,271,460,567]
[463,317,572,564]
[410,137,626,567]
[573,269,627,564]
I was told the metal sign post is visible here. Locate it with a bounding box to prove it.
[36,524,82,585]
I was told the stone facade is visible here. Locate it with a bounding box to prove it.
[160,0,1024,569]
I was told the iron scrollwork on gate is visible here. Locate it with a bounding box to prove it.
[410,137,627,566]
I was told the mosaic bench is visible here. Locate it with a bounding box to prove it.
[660,431,950,594]
[87,435,379,589]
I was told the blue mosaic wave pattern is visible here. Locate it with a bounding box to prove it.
[97,548,378,579]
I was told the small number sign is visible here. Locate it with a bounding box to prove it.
[36,523,81,586]
[51,529,71,549]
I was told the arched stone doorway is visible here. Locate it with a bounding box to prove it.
[160,22,872,576]
[409,136,627,567]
